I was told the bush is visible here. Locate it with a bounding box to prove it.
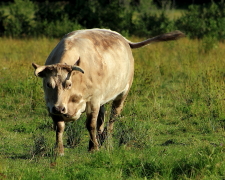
[133,11,175,37]
[176,2,225,40]
[66,0,132,33]
[3,0,36,37]
[1,0,225,39]
[35,1,67,23]
[34,16,82,38]
[34,1,83,38]
[94,0,130,31]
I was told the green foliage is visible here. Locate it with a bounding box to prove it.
[94,0,129,31]
[2,0,36,37]
[176,2,225,40]
[35,17,82,38]
[134,11,175,36]
[34,1,83,38]
[35,1,66,23]
[1,0,225,39]
[65,0,132,32]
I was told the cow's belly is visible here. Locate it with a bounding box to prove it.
[99,83,130,105]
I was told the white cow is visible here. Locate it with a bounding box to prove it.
[32,29,185,155]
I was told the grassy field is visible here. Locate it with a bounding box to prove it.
[1,36,225,179]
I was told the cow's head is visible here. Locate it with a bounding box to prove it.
[32,62,86,121]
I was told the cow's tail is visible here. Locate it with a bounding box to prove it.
[128,30,185,49]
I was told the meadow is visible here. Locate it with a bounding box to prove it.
[1,36,225,179]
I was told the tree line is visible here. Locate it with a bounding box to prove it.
[0,0,225,41]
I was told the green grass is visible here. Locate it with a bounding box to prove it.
[1,37,225,179]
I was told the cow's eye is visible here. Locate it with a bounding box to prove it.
[65,80,72,89]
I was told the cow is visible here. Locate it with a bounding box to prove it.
[32,29,185,155]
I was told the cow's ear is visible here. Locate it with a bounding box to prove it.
[32,63,39,70]
[32,63,47,78]
[74,57,80,66]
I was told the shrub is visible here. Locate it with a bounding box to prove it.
[133,11,175,37]
[3,0,36,37]
[66,0,132,33]
[94,0,130,31]
[1,0,225,39]
[34,1,68,23]
[176,2,225,41]
[34,16,82,38]
[34,1,83,38]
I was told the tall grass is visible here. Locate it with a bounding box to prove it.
[1,37,225,179]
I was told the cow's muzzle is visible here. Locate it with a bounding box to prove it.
[52,105,66,115]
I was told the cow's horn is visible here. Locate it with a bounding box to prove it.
[71,66,84,74]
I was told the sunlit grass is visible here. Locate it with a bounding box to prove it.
[1,36,225,179]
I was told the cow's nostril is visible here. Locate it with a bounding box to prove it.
[61,107,65,113]
[52,106,66,114]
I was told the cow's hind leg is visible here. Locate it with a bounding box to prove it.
[96,105,106,146]
[108,91,129,133]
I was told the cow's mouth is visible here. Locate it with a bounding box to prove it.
[62,114,70,118]
[50,109,83,120]
[50,111,71,119]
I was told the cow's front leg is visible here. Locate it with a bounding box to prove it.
[53,119,65,156]
[86,106,100,151]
